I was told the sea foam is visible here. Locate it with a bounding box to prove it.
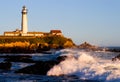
[47,49,120,82]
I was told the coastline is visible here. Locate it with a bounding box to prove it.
[0,36,75,54]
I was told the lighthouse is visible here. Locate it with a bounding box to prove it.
[3,6,63,37]
[21,6,28,34]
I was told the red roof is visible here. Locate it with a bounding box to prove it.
[50,30,62,33]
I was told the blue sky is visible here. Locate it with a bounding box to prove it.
[0,0,120,46]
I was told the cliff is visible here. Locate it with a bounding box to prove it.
[0,36,75,53]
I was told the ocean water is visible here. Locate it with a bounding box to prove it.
[0,48,120,82]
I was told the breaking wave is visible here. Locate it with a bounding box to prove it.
[47,49,120,82]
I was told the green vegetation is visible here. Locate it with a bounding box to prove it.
[0,36,75,53]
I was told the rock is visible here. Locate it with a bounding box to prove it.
[15,56,67,75]
[78,42,98,50]
[56,56,67,62]
[5,58,34,63]
[112,54,120,61]
[0,47,36,53]
[4,55,34,63]
[15,60,58,75]
[0,55,32,59]
[36,44,50,53]
[0,62,12,70]
[108,48,120,52]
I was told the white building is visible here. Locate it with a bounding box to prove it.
[4,6,62,37]
[21,6,28,34]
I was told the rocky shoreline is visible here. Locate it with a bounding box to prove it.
[0,36,75,54]
[0,48,119,82]
[0,43,119,76]
[0,54,67,75]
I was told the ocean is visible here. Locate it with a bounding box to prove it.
[0,47,120,82]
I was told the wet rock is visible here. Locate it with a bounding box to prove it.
[56,56,67,62]
[0,62,12,70]
[0,55,32,59]
[112,54,120,61]
[108,48,120,52]
[15,56,67,75]
[3,55,34,63]
[5,57,35,63]
[15,60,58,75]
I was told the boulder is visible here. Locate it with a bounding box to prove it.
[15,56,67,75]
[0,55,32,59]
[0,62,12,70]
[112,54,120,61]
[4,55,34,63]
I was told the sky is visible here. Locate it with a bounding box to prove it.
[0,0,120,46]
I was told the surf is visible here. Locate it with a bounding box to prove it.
[47,48,120,82]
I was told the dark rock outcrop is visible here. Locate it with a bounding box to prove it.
[112,54,120,61]
[0,55,32,59]
[0,62,12,70]
[78,42,98,50]
[5,57,34,63]
[0,47,36,53]
[107,48,120,52]
[15,56,67,75]
[3,55,34,63]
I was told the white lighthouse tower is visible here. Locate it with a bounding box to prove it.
[21,6,28,34]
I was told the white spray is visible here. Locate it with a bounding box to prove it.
[47,49,120,82]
